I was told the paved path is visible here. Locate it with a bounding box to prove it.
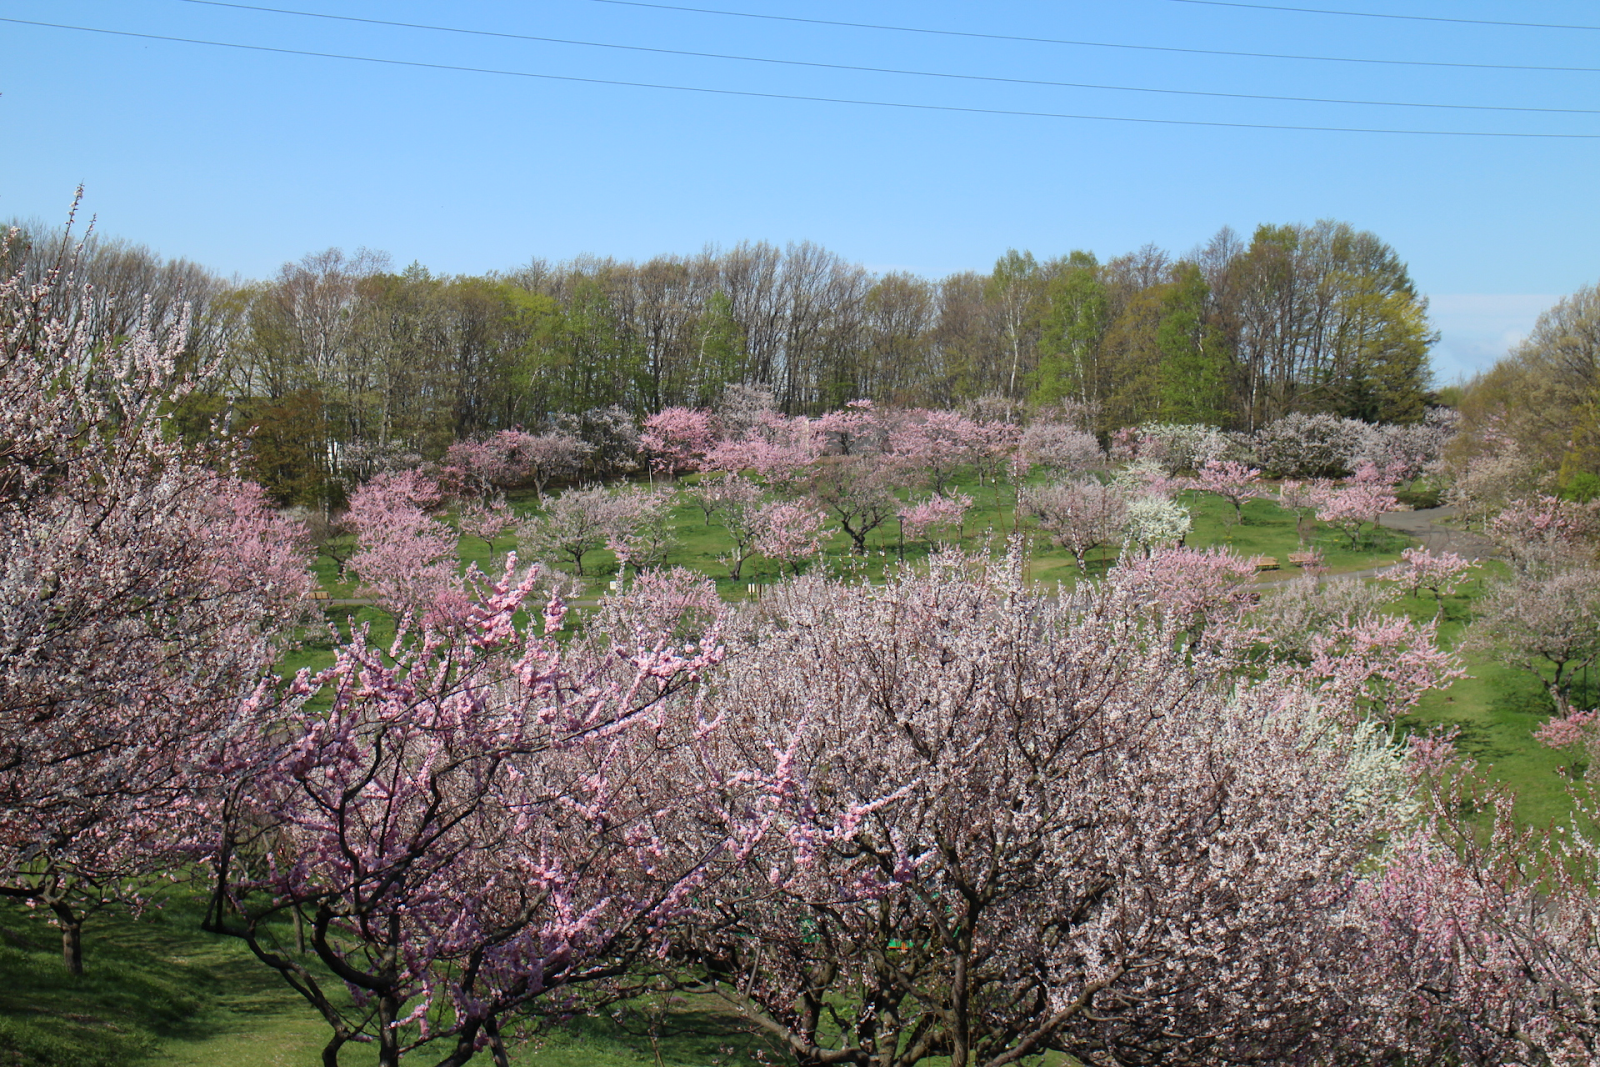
[1377,504,1500,562]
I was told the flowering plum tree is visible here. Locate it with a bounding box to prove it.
[1121,493,1193,555]
[888,409,986,493]
[702,410,819,488]
[1356,747,1600,1064]
[897,491,972,549]
[1314,477,1401,548]
[806,455,899,555]
[1111,422,1229,474]
[344,474,461,625]
[1384,546,1478,604]
[0,222,312,973]
[812,398,891,456]
[1191,458,1264,525]
[1300,614,1465,722]
[1488,495,1600,574]
[1111,546,1258,651]
[517,485,616,577]
[965,418,1022,501]
[639,406,719,478]
[686,475,767,579]
[1468,566,1600,716]
[1016,421,1102,476]
[209,559,737,1067]
[1351,410,1457,488]
[455,496,517,555]
[604,486,680,570]
[1017,479,1128,574]
[1276,478,1331,543]
[1252,412,1368,478]
[1250,571,1402,660]
[752,500,827,575]
[447,429,592,500]
[673,552,1418,1067]
[1446,428,1546,526]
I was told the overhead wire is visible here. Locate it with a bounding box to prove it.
[574,0,1600,73]
[1156,0,1600,31]
[5,15,1597,138]
[168,0,1600,116]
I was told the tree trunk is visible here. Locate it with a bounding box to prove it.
[378,996,403,1067]
[50,902,83,976]
[486,1016,511,1067]
[949,953,970,1067]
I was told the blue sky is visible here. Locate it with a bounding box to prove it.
[3,0,1596,383]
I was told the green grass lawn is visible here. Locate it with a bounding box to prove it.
[0,893,793,1067]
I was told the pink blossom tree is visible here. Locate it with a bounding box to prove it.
[604,485,680,570]
[965,418,1022,503]
[639,406,719,479]
[1190,458,1264,526]
[1467,566,1600,716]
[897,490,972,550]
[344,475,461,625]
[1276,478,1332,543]
[209,558,739,1067]
[517,485,622,577]
[1300,613,1466,722]
[1250,571,1402,660]
[1314,477,1402,548]
[701,409,820,489]
[1488,495,1600,574]
[673,552,1418,1067]
[1252,411,1369,478]
[1018,478,1129,574]
[806,455,899,555]
[1355,748,1600,1064]
[811,398,891,456]
[1351,410,1457,488]
[454,495,517,555]
[686,475,767,579]
[0,222,313,973]
[752,500,827,576]
[446,429,591,500]
[1383,546,1478,604]
[888,409,986,493]
[1109,545,1258,650]
[1016,421,1103,477]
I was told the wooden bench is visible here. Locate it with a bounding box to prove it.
[308,590,331,601]
[1249,555,1280,572]
[1287,552,1321,568]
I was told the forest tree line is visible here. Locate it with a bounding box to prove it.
[3,216,1436,504]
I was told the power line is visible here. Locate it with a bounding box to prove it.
[7,16,1599,138]
[170,0,1600,116]
[576,0,1600,73]
[1159,0,1600,31]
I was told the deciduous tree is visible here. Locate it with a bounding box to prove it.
[0,224,312,974]
[674,552,1418,1067]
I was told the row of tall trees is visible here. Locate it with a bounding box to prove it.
[3,216,1437,503]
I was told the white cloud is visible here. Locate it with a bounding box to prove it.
[1424,293,1560,385]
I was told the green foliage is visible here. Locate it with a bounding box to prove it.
[1561,470,1600,503]
[1030,251,1106,411]
[1155,263,1229,425]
